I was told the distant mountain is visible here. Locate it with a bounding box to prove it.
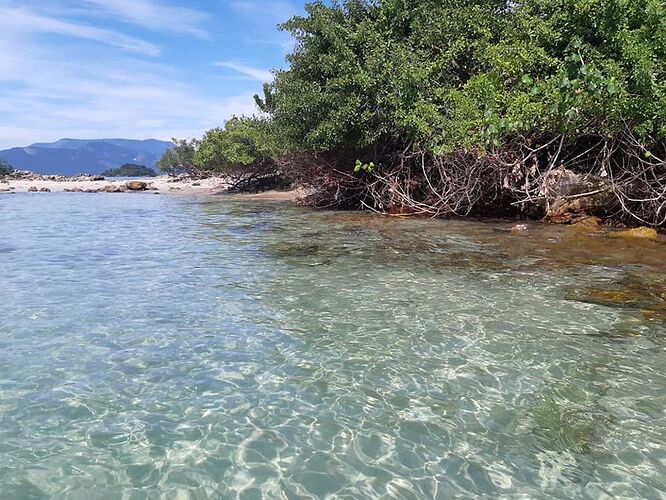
[0,138,173,176]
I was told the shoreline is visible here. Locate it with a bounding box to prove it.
[1,174,662,237]
[0,173,308,202]
[0,175,228,196]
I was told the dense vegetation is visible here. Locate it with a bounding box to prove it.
[161,0,666,226]
[102,164,158,177]
[0,158,14,176]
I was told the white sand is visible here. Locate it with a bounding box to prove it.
[0,176,228,195]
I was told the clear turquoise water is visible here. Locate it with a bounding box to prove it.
[0,192,665,499]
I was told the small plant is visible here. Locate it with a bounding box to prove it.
[354,159,375,173]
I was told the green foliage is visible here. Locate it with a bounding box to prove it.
[157,139,198,175]
[193,116,280,174]
[258,0,666,152]
[101,163,157,177]
[353,159,375,173]
[0,158,14,176]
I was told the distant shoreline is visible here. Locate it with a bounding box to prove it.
[0,174,227,196]
[0,172,305,202]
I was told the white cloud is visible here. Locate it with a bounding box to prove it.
[1,6,160,56]
[80,0,209,37]
[215,62,273,82]
[0,37,258,148]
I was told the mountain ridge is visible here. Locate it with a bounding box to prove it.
[0,138,172,176]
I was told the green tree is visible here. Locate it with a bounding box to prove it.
[194,116,279,174]
[157,139,198,175]
[0,158,14,176]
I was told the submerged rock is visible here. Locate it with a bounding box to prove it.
[511,223,529,233]
[125,181,148,191]
[571,216,603,231]
[610,227,658,240]
[640,307,666,322]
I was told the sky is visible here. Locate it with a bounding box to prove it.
[0,0,305,149]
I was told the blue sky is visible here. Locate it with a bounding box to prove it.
[0,0,305,148]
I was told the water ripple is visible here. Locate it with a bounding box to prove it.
[0,193,664,498]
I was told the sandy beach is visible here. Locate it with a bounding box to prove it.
[0,175,307,203]
[0,175,228,195]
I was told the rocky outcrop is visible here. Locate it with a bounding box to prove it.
[541,167,615,223]
[5,171,106,182]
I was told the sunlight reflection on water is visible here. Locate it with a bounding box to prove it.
[0,192,664,498]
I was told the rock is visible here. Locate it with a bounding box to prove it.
[39,187,51,192]
[91,176,105,181]
[27,186,38,192]
[125,181,148,191]
[511,223,529,233]
[570,216,603,232]
[192,182,201,186]
[100,184,125,193]
[64,187,84,192]
[542,167,614,223]
[610,227,658,240]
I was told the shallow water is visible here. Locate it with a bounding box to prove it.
[0,193,664,499]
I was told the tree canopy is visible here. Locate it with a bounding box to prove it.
[260,0,665,153]
[102,164,157,177]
